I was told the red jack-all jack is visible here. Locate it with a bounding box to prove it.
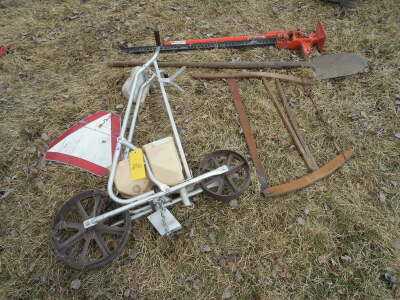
[122,22,326,57]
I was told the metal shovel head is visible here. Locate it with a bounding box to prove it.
[313,53,368,80]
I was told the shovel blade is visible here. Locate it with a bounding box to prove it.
[313,53,367,80]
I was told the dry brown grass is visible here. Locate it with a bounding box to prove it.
[1,0,400,299]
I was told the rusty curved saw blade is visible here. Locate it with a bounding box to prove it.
[262,151,353,197]
[313,53,367,80]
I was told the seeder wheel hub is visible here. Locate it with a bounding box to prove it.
[51,190,131,270]
[199,150,251,201]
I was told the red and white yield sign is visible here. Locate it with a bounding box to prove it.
[45,111,121,176]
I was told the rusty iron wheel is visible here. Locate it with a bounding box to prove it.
[51,190,131,270]
[199,150,251,201]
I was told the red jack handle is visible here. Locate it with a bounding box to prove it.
[163,22,326,56]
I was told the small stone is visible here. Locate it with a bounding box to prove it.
[37,156,47,170]
[326,82,333,89]
[27,146,36,153]
[30,167,39,177]
[378,192,386,203]
[392,240,400,249]
[395,132,400,139]
[116,104,124,109]
[338,288,346,295]
[201,114,208,119]
[271,267,279,278]
[40,133,49,141]
[68,14,81,21]
[304,208,310,215]
[379,164,388,172]
[383,273,398,283]
[235,270,244,282]
[123,289,138,298]
[263,279,273,286]
[340,255,352,263]
[128,249,140,260]
[192,279,202,290]
[179,128,186,135]
[360,111,367,118]
[59,93,70,100]
[288,97,298,106]
[232,57,241,63]
[330,258,337,266]
[209,232,216,244]
[229,199,239,209]
[297,217,305,226]
[0,190,10,200]
[373,48,380,55]
[348,111,361,120]
[183,215,193,227]
[222,287,232,299]
[201,244,212,252]
[9,229,18,238]
[70,279,81,290]
[34,180,45,191]
[34,273,46,283]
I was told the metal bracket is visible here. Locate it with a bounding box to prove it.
[160,66,187,92]
[148,199,182,236]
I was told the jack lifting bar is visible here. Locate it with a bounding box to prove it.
[121,22,326,57]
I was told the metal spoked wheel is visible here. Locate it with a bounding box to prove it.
[199,150,251,201]
[51,190,131,270]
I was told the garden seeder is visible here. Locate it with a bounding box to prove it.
[47,49,251,270]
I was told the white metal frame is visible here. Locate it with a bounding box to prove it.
[83,49,228,231]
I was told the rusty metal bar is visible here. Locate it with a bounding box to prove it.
[263,151,353,197]
[227,79,269,191]
[193,72,313,85]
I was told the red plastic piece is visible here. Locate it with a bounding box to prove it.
[163,22,326,56]
[0,46,8,57]
[276,22,326,56]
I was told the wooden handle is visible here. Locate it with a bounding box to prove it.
[263,79,317,171]
[275,79,319,171]
[192,72,314,85]
[107,60,315,70]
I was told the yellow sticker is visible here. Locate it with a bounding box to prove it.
[129,149,146,180]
